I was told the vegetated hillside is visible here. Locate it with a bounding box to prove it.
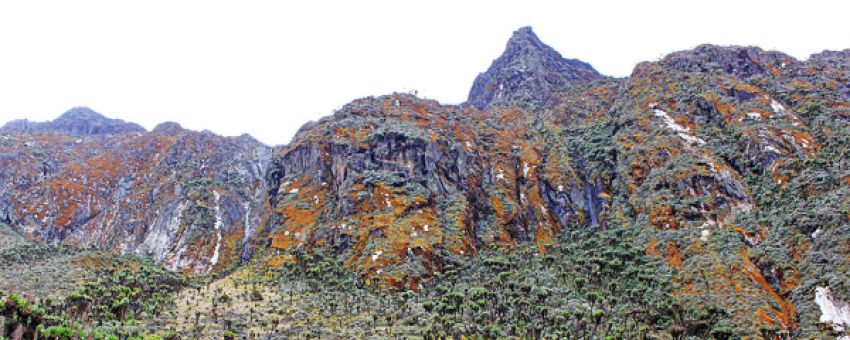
[1,26,849,339]
[261,28,850,338]
[0,109,271,274]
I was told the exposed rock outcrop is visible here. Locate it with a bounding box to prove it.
[0,113,270,274]
[1,27,849,339]
[466,26,603,111]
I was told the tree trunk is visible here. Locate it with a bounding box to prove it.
[10,322,24,340]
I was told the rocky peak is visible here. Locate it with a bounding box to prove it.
[466,26,603,111]
[659,44,797,78]
[1,107,146,136]
[152,121,185,136]
[51,107,147,135]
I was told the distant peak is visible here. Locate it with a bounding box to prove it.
[152,122,184,135]
[466,27,603,111]
[57,107,107,121]
[1,107,146,136]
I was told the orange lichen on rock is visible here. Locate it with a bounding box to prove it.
[738,250,796,331]
[666,242,683,268]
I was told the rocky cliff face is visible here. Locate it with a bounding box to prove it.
[260,30,850,337]
[0,109,271,274]
[260,93,612,289]
[2,27,849,339]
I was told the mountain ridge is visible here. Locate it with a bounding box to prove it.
[1,28,850,338]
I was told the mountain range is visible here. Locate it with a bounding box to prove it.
[2,26,849,338]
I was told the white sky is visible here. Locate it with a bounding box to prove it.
[1,0,847,145]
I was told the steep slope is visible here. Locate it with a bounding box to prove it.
[259,36,850,337]
[260,93,613,289]
[466,26,604,111]
[0,27,848,340]
[0,109,271,274]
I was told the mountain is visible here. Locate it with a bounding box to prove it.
[0,112,270,274]
[2,107,146,136]
[2,27,849,338]
[466,26,604,111]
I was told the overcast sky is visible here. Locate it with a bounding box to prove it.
[1,0,848,145]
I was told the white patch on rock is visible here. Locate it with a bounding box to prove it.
[210,191,223,266]
[289,188,299,194]
[243,202,253,241]
[812,227,823,239]
[815,286,850,332]
[654,109,689,132]
[764,145,783,154]
[771,99,788,116]
[372,250,384,262]
[557,185,564,192]
[700,229,710,241]
[678,133,706,145]
[523,162,530,177]
[748,112,763,119]
[141,201,187,263]
[424,225,429,232]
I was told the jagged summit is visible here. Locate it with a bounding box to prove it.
[466,26,603,110]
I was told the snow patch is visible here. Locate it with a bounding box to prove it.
[523,162,530,177]
[812,227,823,239]
[424,225,429,232]
[700,229,710,241]
[289,188,299,194]
[557,185,564,192]
[496,169,506,181]
[815,286,850,332]
[372,250,384,262]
